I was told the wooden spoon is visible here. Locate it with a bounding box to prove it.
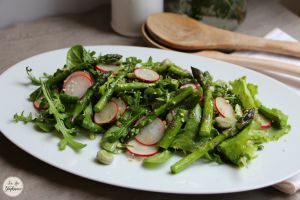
[141,24,300,77]
[146,13,300,58]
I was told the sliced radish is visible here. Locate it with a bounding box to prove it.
[127,139,159,157]
[214,97,235,118]
[134,68,160,83]
[68,71,93,82]
[33,96,48,110]
[63,71,93,98]
[94,101,119,124]
[256,114,272,129]
[96,64,119,72]
[180,84,200,92]
[135,118,165,146]
[111,97,127,118]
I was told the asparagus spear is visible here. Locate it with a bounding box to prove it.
[82,103,103,133]
[94,65,134,113]
[153,87,194,118]
[159,109,188,149]
[199,89,214,137]
[168,65,192,78]
[130,87,194,139]
[153,59,191,77]
[191,67,214,137]
[144,88,164,97]
[159,78,180,90]
[171,104,202,152]
[101,109,146,143]
[114,82,157,92]
[97,54,122,65]
[115,78,179,93]
[191,67,213,90]
[183,104,202,138]
[152,59,172,73]
[101,107,147,153]
[170,108,255,174]
[258,105,288,129]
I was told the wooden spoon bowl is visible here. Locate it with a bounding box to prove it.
[141,24,169,50]
[141,23,300,77]
[146,12,300,58]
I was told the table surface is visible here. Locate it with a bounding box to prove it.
[1,0,300,199]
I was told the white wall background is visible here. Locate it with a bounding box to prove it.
[0,0,109,28]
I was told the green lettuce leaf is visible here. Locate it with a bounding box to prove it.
[230,76,258,109]
[218,119,290,167]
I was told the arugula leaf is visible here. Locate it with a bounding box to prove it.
[13,111,55,132]
[13,112,34,124]
[26,67,41,85]
[41,81,86,151]
[142,56,160,68]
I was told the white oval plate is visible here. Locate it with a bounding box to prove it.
[0,46,300,194]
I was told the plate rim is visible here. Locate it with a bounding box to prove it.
[1,45,300,194]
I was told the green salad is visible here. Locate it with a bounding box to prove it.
[14,45,291,174]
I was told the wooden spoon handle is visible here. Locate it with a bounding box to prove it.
[225,33,300,58]
[196,51,300,77]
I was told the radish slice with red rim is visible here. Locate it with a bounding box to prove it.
[33,96,48,110]
[63,71,93,98]
[214,97,235,118]
[96,64,119,72]
[111,97,127,118]
[256,114,272,129]
[68,71,93,82]
[127,140,159,157]
[135,118,165,146]
[180,84,200,92]
[134,68,160,83]
[94,101,119,124]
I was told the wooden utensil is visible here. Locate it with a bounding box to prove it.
[141,24,300,77]
[146,13,300,58]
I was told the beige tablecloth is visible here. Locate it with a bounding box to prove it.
[1,1,300,200]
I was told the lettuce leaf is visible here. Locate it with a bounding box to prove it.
[218,119,290,167]
[230,76,258,109]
